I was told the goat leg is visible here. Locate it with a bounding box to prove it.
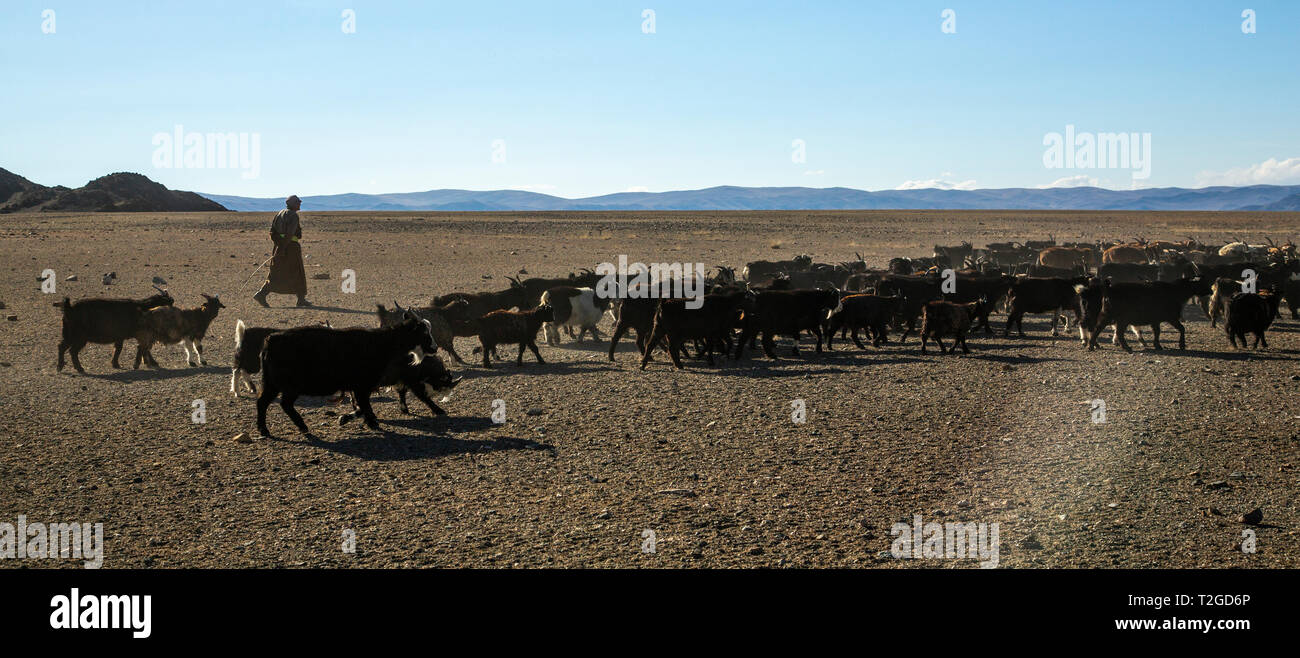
[256,387,277,438]
[353,391,381,431]
[408,383,448,416]
[278,394,311,434]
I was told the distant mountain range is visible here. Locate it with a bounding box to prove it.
[0,168,226,213]
[3,167,1299,213]
[202,184,1300,212]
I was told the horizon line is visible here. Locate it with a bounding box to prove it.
[197,181,1300,201]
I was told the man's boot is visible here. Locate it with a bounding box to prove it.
[253,283,270,307]
[295,296,313,307]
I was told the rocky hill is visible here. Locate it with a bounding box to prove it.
[0,169,228,213]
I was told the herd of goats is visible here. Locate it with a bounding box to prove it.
[51,235,1300,438]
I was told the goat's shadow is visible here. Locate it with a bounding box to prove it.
[283,417,553,461]
[543,338,618,354]
[277,305,373,316]
[80,364,228,383]
[1164,347,1299,361]
[454,359,619,379]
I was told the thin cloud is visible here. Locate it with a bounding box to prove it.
[1037,175,1100,189]
[895,178,977,191]
[1195,157,1300,187]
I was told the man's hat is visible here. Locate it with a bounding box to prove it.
[286,195,301,206]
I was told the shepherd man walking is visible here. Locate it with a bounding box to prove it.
[254,194,312,307]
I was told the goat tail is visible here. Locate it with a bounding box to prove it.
[234,319,247,349]
[540,290,553,307]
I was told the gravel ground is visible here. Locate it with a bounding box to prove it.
[1,209,1298,568]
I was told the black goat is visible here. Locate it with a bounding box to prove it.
[474,304,554,367]
[338,351,462,424]
[230,319,331,397]
[255,314,435,437]
[1084,278,1212,351]
[1224,289,1284,350]
[57,289,174,373]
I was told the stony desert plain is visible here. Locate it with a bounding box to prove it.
[1,209,1298,568]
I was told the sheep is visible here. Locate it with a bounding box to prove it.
[132,294,225,368]
[57,289,174,373]
[540,286,609,345]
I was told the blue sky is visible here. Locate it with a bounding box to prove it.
[2,1,1298,197]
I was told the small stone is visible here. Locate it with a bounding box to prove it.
[65,274,77,281]
[311,272,330,280]
[1238,507,1263,525]
[526,408,544,416]
[5,315,16,321]
[233,432,252,444]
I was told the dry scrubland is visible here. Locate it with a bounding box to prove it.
[1,209,1299,568]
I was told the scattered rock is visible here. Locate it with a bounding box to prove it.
[526,408,544,416]
[310,272,330,280]
[656,488,696,497]
[1238,507,1263,525]
[1020,535,1043,550]
[233,432,252,444]
[5,315,16,321]
[65,274,77,281]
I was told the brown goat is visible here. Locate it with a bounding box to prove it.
[473,304,554,368]
[133,293,226,368]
